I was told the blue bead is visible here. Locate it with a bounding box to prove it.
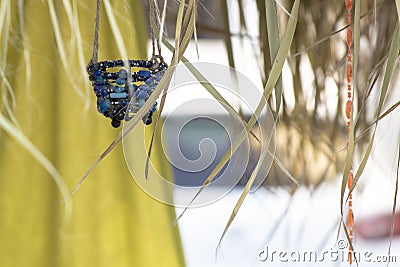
[94,69,102,77]
[145,77,156,85]
[135,89,149,99]
[137,98,145,108]
[148,84,157,93]
[116,78,125,85]
[114,86,124,93]
[138,70,151,79]
[138,84,150,92]
[100,89,108,96]
[111,119,121,128]
[150,104,157,113]
[119,100,127,107]
[97,98,110,113]
[97,97,105,104]
[96,76,104,83]
[94,83,106,92]
[154,71,165,82]
[142,114,152,125]
[110,92,127,99]
[118,69,128,79]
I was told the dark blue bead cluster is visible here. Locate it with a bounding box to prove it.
[87,59,167,128]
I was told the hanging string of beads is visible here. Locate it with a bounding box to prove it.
[345,0,354,264]
[86,0,167,128]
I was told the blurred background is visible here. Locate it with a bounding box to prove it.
[155,0,400,266]
[1,0,400,267]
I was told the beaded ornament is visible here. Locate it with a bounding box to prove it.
[87,0,167,128]
[87,57,167,128]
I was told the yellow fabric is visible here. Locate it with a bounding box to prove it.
[0,1,185,267]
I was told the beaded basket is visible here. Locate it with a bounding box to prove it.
[87,57,167,128]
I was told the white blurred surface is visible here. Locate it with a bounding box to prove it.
[175,95,400,266]
[176,178,400,267]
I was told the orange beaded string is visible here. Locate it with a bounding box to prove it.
[345,0,354,264]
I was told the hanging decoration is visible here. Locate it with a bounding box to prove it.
[86,0,167,128]
[345,0,354,264]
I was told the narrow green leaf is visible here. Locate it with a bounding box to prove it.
[257,0,269,83]
[354,98,400,146]
[217,134,271,248]
[339,101,355,215]
[172,0,186,65]
[388,141,400,259]
[192,0,199,59]
[265,0,283,114]
[377,23,400,113]
[178,1,196,57]
[181,0,194,37]
[395,0,400,22]
[145,0,197,179]
[377,99,400,121]
[103,0,128,59]
[221,0,235,68]
[159,0,168,45]
[47,0,83,98]
[342,220,357,264]
[349,130,375,194]
[70,0,91,109]
[237,0,246,32]
[269,149,299,185]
